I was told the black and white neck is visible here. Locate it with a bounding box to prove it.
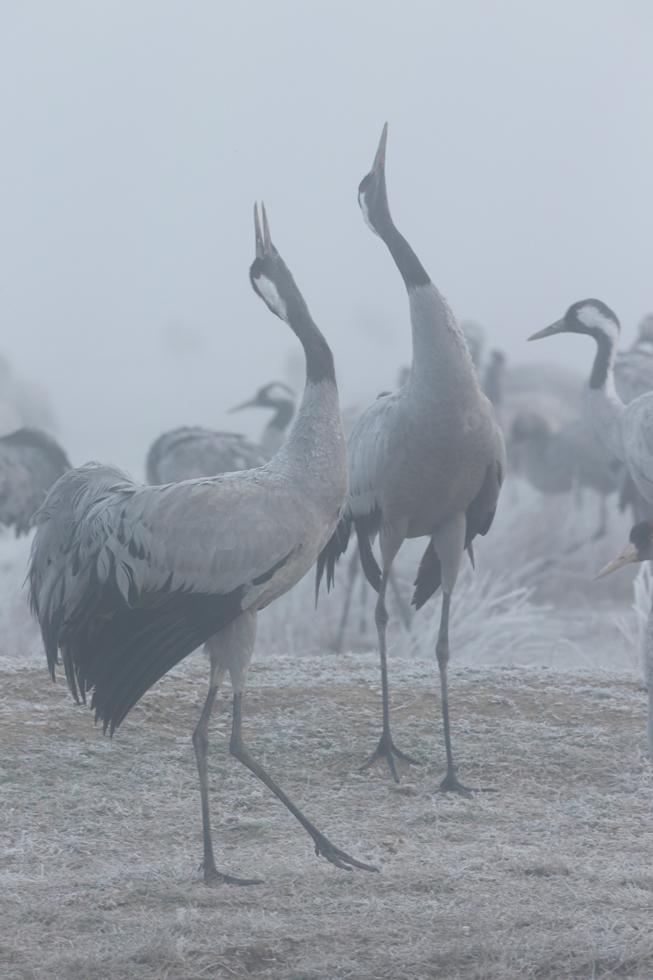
[357,124,429,292]
[572,301,621,394]
[530,299,625,462]
[358,125,477,393]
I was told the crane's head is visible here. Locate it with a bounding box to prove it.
[228,381,295,414]
[358,123,391,237]
[249,203,302,324]
[595,521,653,578]
[528,300,620,346]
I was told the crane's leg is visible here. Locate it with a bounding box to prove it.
[435,591,471,796]
[229,692,378,873]
[389,570,412,632]
[334,550,360,654]
[361,549,420,782]
[193,651,262,886]
[357,558,368,636]
[433,516,474,796]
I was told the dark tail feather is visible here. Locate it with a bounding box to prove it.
[412,541,441,609]
[63,588,244,734]
[355,522,381,593]
[315,513,352,604]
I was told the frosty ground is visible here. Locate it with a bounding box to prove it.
[1,488,653,979]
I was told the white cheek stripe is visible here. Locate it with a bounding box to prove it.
[358,193,379,237]
[577,305,619,344]
[255,275,288,321]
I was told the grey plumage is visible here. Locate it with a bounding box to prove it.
[530,299,653,760]
[509,411,621,542]
[615,315,653,404]
[146,427,268,484]
[29,204,375,882]
[509,411,620,496]
[145,382,295,484]
[317,125,505,790]
[0,428,70,536]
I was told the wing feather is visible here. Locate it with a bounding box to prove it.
[29,463,302,730]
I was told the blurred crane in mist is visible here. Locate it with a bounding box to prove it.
[509,411,621,545]
[317,125,505,792]
[145,381,295,484]
[29,204,376,883]
[0,428,70,536]
[530,299,653,760]
[0,355,57,436]
[614,313,653,403]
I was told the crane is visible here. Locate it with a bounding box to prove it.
[0,428,70,536]
[317,125,506,792]
[145,382,295,484]
[530,299,653,759]
[29,204,376,884]
[509,410,621,544]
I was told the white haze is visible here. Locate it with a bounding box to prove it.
[0,0,652,475]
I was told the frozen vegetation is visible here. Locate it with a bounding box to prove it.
[1,478,651,979]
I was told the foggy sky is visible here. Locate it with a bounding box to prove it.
[1,1,652,475]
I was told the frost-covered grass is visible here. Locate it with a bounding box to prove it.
[1,479,651,977]
[1,655,651,980]
[259,478,638,675]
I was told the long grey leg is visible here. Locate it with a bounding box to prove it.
[389,570,412,631]
[434,591,468,793]
[432,515,483,795]
[192,660,262,886]
[360,568,420,781]
[335,550,360,654]
[357,558,368,636]
[229,693,378,873]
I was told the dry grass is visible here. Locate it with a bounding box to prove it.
[1,652,652,980]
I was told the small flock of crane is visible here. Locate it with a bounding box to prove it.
[1,125,652,885]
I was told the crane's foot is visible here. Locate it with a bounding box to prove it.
[201,861,264,886]
[311,832,379,873]
[438,770,497,797]
[360,730,421,783]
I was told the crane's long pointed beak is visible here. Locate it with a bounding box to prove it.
[372,122,388,173]
[228,398,257,414]
[594,542,639,579]
[528,319,565,342]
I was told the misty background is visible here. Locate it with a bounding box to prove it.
[1,1,651,475]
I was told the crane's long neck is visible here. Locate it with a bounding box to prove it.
[273,300,346,510]
[584,327,625,462]
[378,219,480,399]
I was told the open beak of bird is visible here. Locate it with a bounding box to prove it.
[594,542,639,579]
[528,319,565,342]
[371,122,388,175]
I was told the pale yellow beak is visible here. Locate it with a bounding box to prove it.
[594,541,639,579]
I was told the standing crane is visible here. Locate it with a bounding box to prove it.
[509,410,621,544]
[317,125,506,792]
[145,382,295,484]
[530,299,653,758]
[29,205,376,884]
[529,301,653,507]
[0,428,70,536]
